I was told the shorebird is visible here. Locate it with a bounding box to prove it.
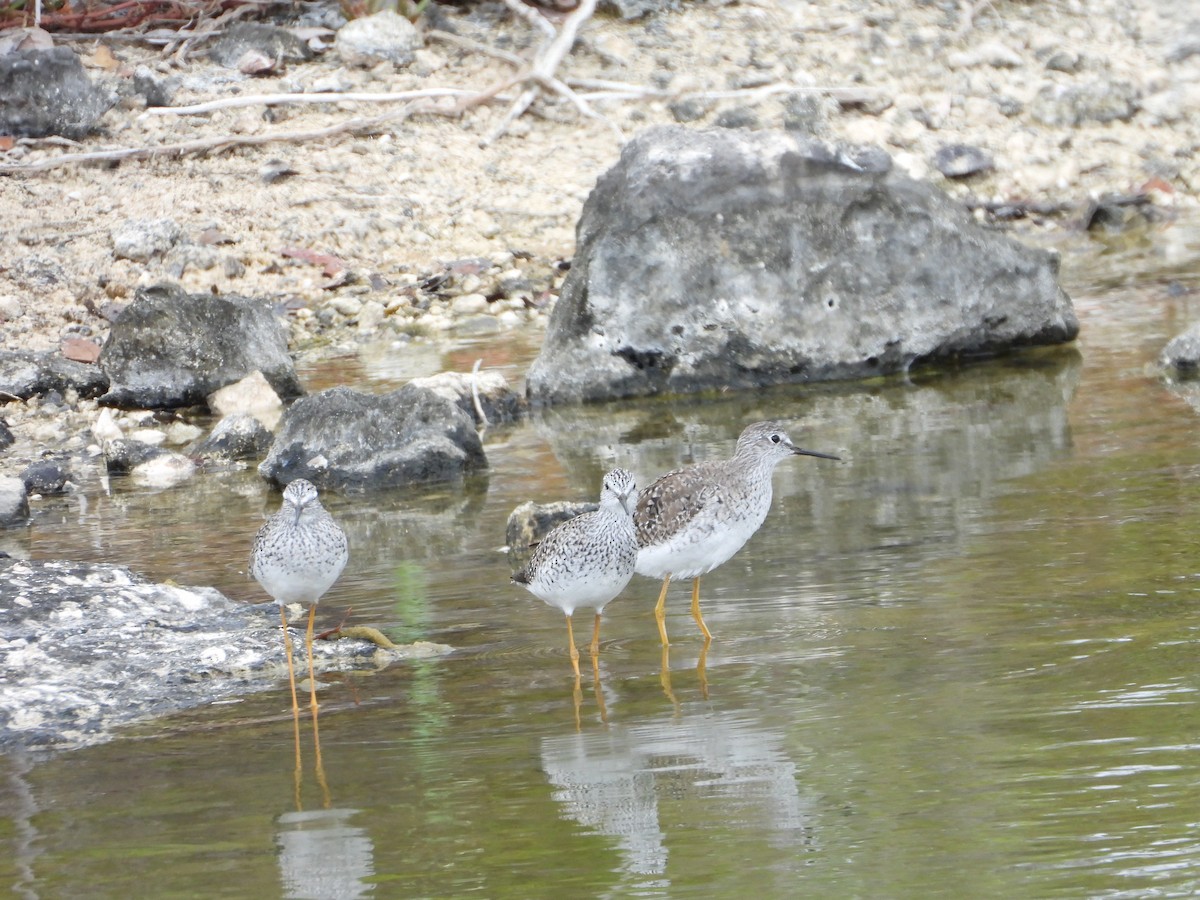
[512,468,639,680]
[634,421,839,646]
[250,478,349,718]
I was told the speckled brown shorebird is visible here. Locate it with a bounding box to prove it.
[250,478,349,718]
[634,421,840,646]
[512,468,639,681]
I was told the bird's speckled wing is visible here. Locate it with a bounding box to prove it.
[634,460,725,549]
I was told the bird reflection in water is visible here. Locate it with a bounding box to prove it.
[659,639,712,708]
[541,712,814,893]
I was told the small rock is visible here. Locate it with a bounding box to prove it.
[329,295,364,317]
[713,106,759,130]
[207,23,312,68]
[132,65,175,108]
[0,420,13,452]
[0,295,23,321]
[335,10,422,67]
[1160,324,1200,376]
[668,97,711,123]
[0,477,30,527]
[449,293,489,316]
[1043,49,1082,73]
[1030,81,1139,126]
[130,452,197,489]
[111,218,181,262]
[19,459,70,495]
[194,413,274,462]
[948,40,1023,69]
[358,300,386,333]
[164,422,204,445]
[933,143,995,178]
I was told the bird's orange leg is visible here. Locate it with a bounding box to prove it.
[589,612,603,658]
[690,577,713,642]
[305,605,320,719]
[282,606,302,808]
[654,575,672,646]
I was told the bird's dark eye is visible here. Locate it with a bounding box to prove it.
[770,433,782,444]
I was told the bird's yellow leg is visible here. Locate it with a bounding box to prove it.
[282,606,303,809]
[654,575,672,647]
[589,612,603,658]
[565,614,581,681]
[691,577,713,642]
[305,605,320,719]
[282,606,301,717]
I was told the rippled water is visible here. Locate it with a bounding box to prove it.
[4,224,1200,898]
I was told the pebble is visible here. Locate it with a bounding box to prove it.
[450,293,489,316]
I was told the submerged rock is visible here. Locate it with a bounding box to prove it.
[98,283,302,409]
[0,559,451,750]
[258,383,487,492]
[526,126,1078,405]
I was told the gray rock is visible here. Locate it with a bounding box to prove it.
[0,47,114,139]
[206,23,313,68]
[713,106,760,130]
[1159,324,1200,377]
[1030,81,1139,126]
[335,10,422,67]
[526,126,1077,406]
[0,349,109,401]
[0,476,29,527]
[408,370,525,426]
[258,383,487,492]
[194,412,274,461]
[0,419,12,451]
[505,499,597,553]
[99,283,302,409]
[669,97,711,123]
[0,559,450,749]
[933,143,995,178]
[9,253,65,289]
[111,218,182,262]
[599,0,679,18]
[103,438,170,474]
[132,64,176,107]
[18,459,70,495]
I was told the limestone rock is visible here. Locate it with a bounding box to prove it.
[258,383,487,492]
[526,126,1077,406]
[99,283,302,409]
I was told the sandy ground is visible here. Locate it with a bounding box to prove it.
[1,0,1198,384]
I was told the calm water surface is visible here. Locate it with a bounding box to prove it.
[3,227,1200,898]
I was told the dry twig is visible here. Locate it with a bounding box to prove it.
[0,102,451,174]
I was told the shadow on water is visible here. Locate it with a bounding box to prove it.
[7,222,1200,896]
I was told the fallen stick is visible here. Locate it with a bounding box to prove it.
[0,101,450,174]
[143,87,479,116]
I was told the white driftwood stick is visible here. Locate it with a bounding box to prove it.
[144,88,478,117]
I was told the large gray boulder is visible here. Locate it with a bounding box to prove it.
[258,384,487,492]
[0,559,449,749]
[98,283,302,409]
[526,126,1078,405]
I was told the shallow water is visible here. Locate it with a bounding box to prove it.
[4,223,1200,898]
